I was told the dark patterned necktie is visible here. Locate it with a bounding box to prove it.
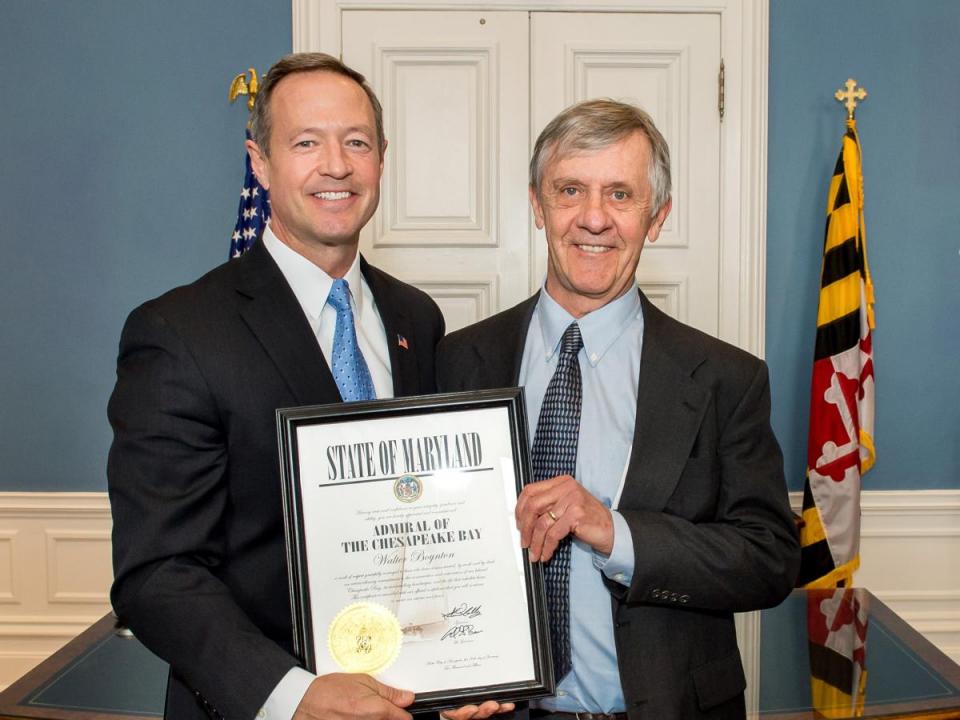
[530,321,583,682]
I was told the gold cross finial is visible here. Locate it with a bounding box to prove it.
[835,78,867,120]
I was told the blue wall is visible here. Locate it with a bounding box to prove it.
[767,0,960,491]
[1,2,956,492]
[0,2,290,490]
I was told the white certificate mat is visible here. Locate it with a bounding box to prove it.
[278,390,553,711]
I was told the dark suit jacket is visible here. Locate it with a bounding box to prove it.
[108,241,444,719]
[436,291,799,720]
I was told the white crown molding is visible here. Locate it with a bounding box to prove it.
[298,0,759,12]
[0,616,104,635]
[789,489,960,516]
[0,492,111,518]
[293,0,332,53]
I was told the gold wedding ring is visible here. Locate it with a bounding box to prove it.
[547,509,559,522]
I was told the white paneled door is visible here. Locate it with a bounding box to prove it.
[342,9,721,334]
[342,11,530,331]
[531,12,721,334]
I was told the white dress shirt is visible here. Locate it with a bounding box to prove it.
[259,227,394,718]
[262,226,393,400]
[520,283,642,713]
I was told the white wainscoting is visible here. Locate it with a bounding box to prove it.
[0,493,112,689]
[789,489,960,665]
[0,490,956,690]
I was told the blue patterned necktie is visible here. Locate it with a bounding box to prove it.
[326,278,376,402]
[530,321,583,682]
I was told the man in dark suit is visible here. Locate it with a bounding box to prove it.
[437,100,800,719]
[108,53,509,720]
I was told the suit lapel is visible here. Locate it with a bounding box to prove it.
[475,293,539,388]
[233,242,340,405]
[619,293,710,512]
[362,257,419,397]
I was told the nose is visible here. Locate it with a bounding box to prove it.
[577,190,612,234]
[316,139,350,179]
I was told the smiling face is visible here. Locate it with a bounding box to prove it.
[246,70,384,276]
[530,130,672,318]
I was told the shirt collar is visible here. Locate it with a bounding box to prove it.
[537,282,643,367]
[262,225,364,320]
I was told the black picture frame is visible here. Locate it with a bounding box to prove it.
[277,388,554,712]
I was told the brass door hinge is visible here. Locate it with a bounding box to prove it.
[719,59,725,120]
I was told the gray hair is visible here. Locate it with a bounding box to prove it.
[529,99,671,216]
[249,52,385,158]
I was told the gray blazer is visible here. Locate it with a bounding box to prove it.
[436,290,799,720]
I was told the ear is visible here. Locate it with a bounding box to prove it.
[245,138,270,190]
[379,138,388,175]
[529,185,546,230]
[645,197,672,244]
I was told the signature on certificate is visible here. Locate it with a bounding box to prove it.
[441,623,483,641]
[442,603,483,620]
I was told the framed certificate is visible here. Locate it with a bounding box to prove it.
[277,389,554,712]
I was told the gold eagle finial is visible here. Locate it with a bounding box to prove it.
[229,67,261,113]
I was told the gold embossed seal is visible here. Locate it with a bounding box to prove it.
[328,602,402,674]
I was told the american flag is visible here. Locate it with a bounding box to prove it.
[230,130,270,258]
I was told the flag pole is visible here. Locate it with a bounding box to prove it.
[228,67,270,258]
[797,77,875,589]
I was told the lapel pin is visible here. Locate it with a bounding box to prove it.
[397,334,409,350]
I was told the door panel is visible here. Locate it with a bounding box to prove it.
[531,12,720,333]
[342,10,529,330]
[343,10,721,335]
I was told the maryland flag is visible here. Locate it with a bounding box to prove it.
[807,588,869,718]
[797,119,876,588]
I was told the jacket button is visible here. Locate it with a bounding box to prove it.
[680,594,690,603]
[651,588,660,598]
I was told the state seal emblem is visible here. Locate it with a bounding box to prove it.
[393,473,422,503]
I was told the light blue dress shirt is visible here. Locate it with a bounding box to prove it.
[520,284,644,714]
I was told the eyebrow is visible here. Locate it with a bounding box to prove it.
[550,177,634,191]
[283,127,373,148]
[294,124,375,136]
[550,176,584,189]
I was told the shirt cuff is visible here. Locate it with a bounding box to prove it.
[592,510,634,586]
[258,666,315,719]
